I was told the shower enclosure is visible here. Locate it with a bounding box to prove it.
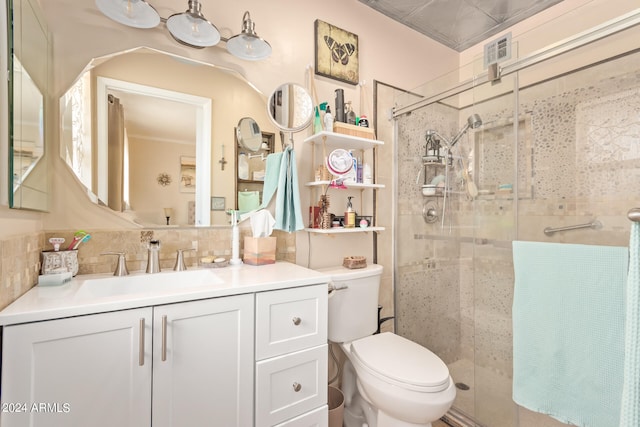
[391,11,640,427]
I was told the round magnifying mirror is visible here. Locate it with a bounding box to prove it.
[236,117,263,152]
[267,83,313,133]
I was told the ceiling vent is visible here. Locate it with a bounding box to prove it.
[484,32,512,69]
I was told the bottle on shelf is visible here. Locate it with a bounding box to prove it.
[345,101,356,125]
[344,196,356,228]
[238,152,249,180]
[324,105,334,132]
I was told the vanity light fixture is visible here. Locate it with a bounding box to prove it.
[95,0,161,28]
[226,11,272,61]
[166,0,220,48]
[95,0,271,59]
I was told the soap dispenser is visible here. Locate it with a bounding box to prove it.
[344,196,356,228]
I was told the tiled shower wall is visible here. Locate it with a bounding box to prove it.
[395,50,640,427]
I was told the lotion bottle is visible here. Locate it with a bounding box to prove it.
[345,196,356,228]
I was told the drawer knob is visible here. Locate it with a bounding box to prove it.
[293,382,302,392]
[292,317,301,326]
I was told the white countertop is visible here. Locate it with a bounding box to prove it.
[0,262,330,326]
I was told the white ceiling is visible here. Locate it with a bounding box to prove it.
[358,0,564,52]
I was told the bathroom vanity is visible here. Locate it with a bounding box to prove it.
[0,262,329,427]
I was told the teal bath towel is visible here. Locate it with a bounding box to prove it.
[620,222,640,426]
[259,146,304,232]
[512,241,628,427]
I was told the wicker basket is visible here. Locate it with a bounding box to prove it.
[343,256,367,269]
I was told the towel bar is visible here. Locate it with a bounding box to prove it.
[628,208,640,222]
[544,220,602,236]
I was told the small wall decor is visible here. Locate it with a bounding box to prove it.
[211,196,225,211]
[180,156,196,193]
[314,19,359,85]
[157,173,172,187]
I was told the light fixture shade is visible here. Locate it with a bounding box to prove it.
[166,0,220,48]
[227,34,272,61]
[226,11,271,61]
[95,0,160,29]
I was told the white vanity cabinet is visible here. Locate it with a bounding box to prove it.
[0,275,329,427]
[255,284,328,427]
[1,307,154,427]
[1,295,254,427]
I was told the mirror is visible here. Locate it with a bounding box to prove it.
[267,83,314,133]
[59,47,275,226]
[236,117,263,152]
[9,0,49,211]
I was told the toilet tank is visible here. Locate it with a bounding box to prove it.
[316,264,383,343]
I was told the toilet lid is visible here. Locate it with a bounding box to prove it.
[350,332,450,392]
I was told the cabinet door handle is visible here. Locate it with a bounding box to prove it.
[139,318,145,366]
[292,317,301,326]
[161,315,168,362]
[292,382,302,392]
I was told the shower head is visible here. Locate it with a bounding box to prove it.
[467,113,482,129]
[449,113,483,148]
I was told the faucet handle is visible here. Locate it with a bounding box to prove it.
[101,252,129,276]
[174,248,196,271]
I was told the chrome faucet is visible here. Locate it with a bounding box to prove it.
[174,248,196,271]
[146,240,161,274]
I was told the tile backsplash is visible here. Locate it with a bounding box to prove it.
[44,227,295,275]
[0,227,294,311]
[0,232,45,310]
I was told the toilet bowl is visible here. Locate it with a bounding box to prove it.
[319,264,456,427]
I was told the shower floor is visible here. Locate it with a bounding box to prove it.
[447,358,515,427]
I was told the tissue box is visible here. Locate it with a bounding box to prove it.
[243,237,276,265]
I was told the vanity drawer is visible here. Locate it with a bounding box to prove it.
[255,284,327,359]
[255,344,328,427]
[273,405,328,427]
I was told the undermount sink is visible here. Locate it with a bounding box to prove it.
[77,269,225,298]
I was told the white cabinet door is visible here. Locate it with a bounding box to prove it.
[1,307,153,427]
[152,294,254,427]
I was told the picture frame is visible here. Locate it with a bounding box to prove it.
[314,19,359,85]
[179,156,196,193]
[211,196,226,211]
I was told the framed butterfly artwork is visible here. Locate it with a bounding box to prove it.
[314,20,359,85]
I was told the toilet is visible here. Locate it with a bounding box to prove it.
[319,264,455,427]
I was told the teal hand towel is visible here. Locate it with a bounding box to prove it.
[259,146,304,232]
[620,222,640,426]
[238,191,260,213]
[260,152,283,210]
[512,241,628,427]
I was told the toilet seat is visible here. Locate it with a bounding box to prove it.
[350,332,450,393]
